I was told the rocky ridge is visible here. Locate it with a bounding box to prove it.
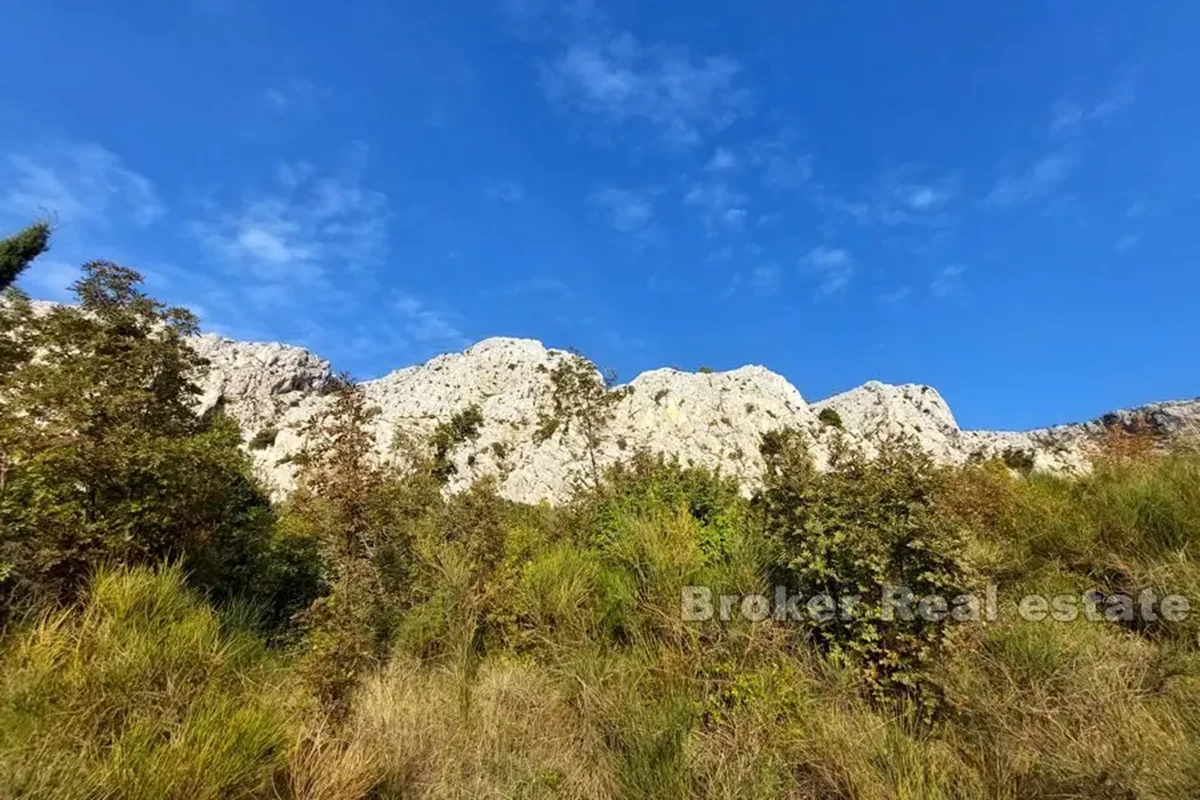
[191,334,1200,504]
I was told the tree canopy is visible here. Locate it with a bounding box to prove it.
[0,221,50,292]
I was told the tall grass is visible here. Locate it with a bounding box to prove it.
[0,564,293,800]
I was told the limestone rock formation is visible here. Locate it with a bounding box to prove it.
[812,381,960,462]
[192,334,334,436]
[158,332,1200,504]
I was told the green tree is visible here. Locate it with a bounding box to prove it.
[291,379,418,719]
[535,350,630,491]
[0,221,50,291]
[0,287,34,382]
[0,261,274,612]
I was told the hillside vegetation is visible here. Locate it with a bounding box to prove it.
[3,225,1200,799]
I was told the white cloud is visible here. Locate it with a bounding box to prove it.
[749,263,780,296]
[192,153,388,289]
[877,286,912,306]
[1048,101,1085,137]
[706,146,739,172]
[813,166,960,232]
[894,184,949,211]
[683,181,748,233]
[930,264,967,298]
[541,31,751,147]
[801,245,855,295]
[1049,80,1135,138]
[394,292,466,347]
[486,180,526,203]
[1115,234,1140,252]
[0,142,162,228]
[508,276,573,297]
[262,79,318,114]
[811,185,872,229]
[875,168,961,225]
[587,186,659,241]
[1125,200,1148,219]
[750,131,813,191]
[984,154,1072,208]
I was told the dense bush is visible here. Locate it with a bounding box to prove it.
[429,404,483,482]
[0,262,283,616]
[757,430,972,716]
[249,426,279,450]
[817,407,843,428]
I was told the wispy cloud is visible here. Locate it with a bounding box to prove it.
[393,292,466,348]
[750,130,813,191]
[812,165,960,231]
[485,180,526,203]
[540,31,751,147]
[983,154,1073,209]
[0,141,162,228]
[587,185,660,243]
[873,166,961,225]
[191,151,388,290]
[243,79,323,138]
[705,146,739,172]
[1049,79,1135,139]
[261,79,319,115]
[0,141,163,301]
[801,245,855,295]
[877,286,912,306]
[930,264,967,298]
[507,276,573,297]
[1115,234,1140,253]
[749,263,781,296]
[886,175,956,213]
[682,180,748,233]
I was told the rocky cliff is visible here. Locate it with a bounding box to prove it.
[190,333,1200,504]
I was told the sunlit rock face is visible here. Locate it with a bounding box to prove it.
[193,333,1199,503]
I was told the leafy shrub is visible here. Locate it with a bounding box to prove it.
[583,451,749,563]
[430,404,484,483]
[1001,446,1035,473]
[756,430,970,717]
[697,366,715,374]
[817,407,844,429]
[249,426,279,450]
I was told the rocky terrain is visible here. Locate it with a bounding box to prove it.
[192,333,1200,504]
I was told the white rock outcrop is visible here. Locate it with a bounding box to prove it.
[185,334,1200,504]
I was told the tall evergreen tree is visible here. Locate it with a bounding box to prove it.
[0,221,50,291]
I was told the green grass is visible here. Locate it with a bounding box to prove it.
[0,564,294,800]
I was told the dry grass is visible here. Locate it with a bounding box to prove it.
[289,657,620,800]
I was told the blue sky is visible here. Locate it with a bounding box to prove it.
[2,1,1197,430]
